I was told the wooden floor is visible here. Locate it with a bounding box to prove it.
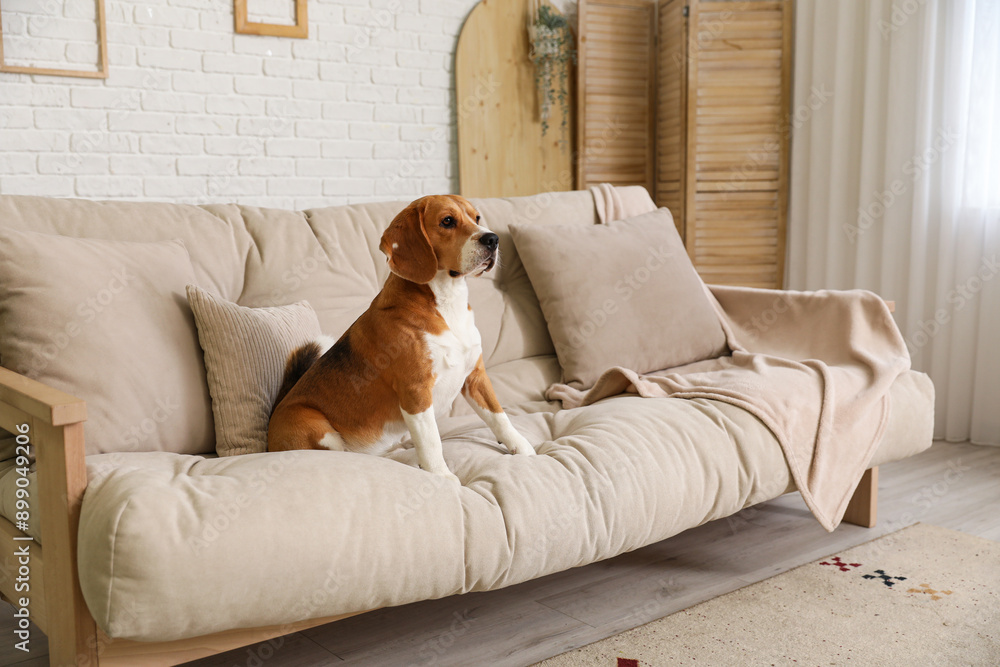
[4,441,999,667]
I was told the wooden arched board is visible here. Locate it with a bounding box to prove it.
[456,0,574,198]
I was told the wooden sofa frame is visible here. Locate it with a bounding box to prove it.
[0,365,878,666]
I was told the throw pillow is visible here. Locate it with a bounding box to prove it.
[509,208,729,388]
[185,285,322,456]
[0,229,214,455]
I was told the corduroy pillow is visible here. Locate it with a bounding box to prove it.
[509,208,729,388]
[0,229,214,455]
[186,285,322,456]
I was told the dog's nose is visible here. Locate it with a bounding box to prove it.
[479,233,499,251]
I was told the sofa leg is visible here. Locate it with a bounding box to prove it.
[843,467,878,528]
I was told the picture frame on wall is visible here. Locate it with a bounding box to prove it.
[234,0,308,39]
[0,0,109,79]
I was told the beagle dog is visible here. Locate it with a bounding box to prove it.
[267,194,535,483]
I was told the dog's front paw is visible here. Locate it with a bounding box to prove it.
[502,431,536,456]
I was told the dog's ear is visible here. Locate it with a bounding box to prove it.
[380,202,438,284]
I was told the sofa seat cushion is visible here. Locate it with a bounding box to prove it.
[74,371,932,642]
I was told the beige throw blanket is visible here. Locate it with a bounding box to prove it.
[549,187,911,531]
[589,183,660,224]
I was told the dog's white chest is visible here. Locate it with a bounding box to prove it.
[426,275,482,418]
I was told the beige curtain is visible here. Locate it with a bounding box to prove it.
[787,0,1000,445]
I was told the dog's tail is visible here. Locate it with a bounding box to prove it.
[271,335,336,413]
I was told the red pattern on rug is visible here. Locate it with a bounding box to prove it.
[820,556,862,572]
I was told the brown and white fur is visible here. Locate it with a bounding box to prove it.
[267,195,535,483]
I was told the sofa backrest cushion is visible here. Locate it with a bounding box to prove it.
[0,196,251,302]
[0,190,604,453]
[234,202,400,340]
[235,191,600,376]
[0,230,214,455]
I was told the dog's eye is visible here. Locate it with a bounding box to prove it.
[476,214,481,222]
[441,216,457,228]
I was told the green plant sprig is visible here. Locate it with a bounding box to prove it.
[530,5,577,136]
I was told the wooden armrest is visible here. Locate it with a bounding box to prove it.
[0,367,97,665]
[0,366,86,427]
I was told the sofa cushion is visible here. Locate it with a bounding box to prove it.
[235,192,599,408]
[0,196,251,302]
[0,229,214,455]
[77,397,782,641]
[510,208,729,388]
[186,285,323,457]
[73,371,933,641]
[0,191,599,418]
[233,204,390,333]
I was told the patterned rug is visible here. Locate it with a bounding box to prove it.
[535,524,1000,666]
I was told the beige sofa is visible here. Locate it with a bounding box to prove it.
[0,189,934,666]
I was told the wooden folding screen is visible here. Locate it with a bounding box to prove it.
[656,0,688,240]
[576,0,657,197]
[578,0,793,288]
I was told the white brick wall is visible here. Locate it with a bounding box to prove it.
[0,0,482,208]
